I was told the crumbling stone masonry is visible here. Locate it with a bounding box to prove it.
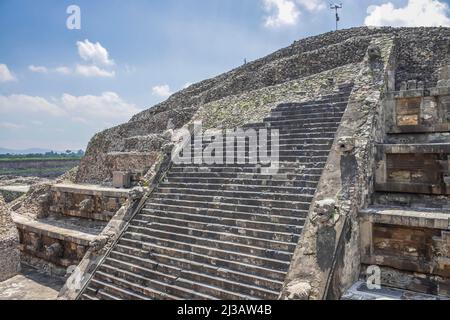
[0,195,20,282]
[11,182,130,276]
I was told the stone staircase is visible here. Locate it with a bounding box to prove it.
[78,84,354,300]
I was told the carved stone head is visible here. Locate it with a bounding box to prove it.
[368,45,381,61]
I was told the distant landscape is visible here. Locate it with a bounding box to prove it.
[0,150,84,178]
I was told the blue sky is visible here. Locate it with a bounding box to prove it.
[1,0,450,151]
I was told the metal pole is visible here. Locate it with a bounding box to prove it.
[330,3,342,31]
[335,7,338,31]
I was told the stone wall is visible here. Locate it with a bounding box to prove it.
[49,185,128,222]
[360,209,450,296]
[0,195,20,282]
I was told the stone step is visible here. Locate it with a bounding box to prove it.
[271,106,347,117]
[94,270,206,300]
[121,232,291,272]
[139,209,304,232]
[166,170,322,180]
[191,144,333,153]
[199,137,334,146]
[127,221,297,254]
[110,247,283,292]
[265,117,343,127]
[88,278,154,300]
[152,191,313,210]
[273,95,349,111]
[266,112,345,122]
[164,176,319,188]
[99,263,247,300]
[187,150,331,158]
[172,161,325,169]
[194,133,336,144]
[270,100,348,116]
[274,99,349,108]
[182,156,329,164]
[159,181,316,195]
[81,287,102,300]
[147,197,312,215]
[169,165,324,175]
[133,213,301,244]
[86,286,121,300]
[103,256,277,300]
[244,121,340,130]
[193,134,335,146]
[275,132,337,140]
[142,204,306,225]
[80,294,100,301]
[276,128,340,135]
[116,238,288,281]
[167,172,321,182]
[156,186,315,202]
[111,239,285,284]
[270,104,348,117]
[80,295,98,301]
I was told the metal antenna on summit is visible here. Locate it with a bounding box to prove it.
[330,3,342,31]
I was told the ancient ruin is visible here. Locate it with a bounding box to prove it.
[2,26,450,300]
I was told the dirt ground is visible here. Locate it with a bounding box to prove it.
[0,265,65,300]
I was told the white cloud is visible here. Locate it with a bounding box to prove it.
[29,65,72,75]
[263,0,300,28]
[365,0,450,27]
[0,94,64,116]
[75,64,115,78]
[54,66,72,75]
[27,40,116,79]
[297,0,326,12]
[77,39,115,66]
[0,64,16,82]
[29,65,48,73]
[0,122,24,130]
[152,84,173,97]
[60,92,141,122]
[0,92,141,128]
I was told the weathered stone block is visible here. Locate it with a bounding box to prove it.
[112,171,131,189]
